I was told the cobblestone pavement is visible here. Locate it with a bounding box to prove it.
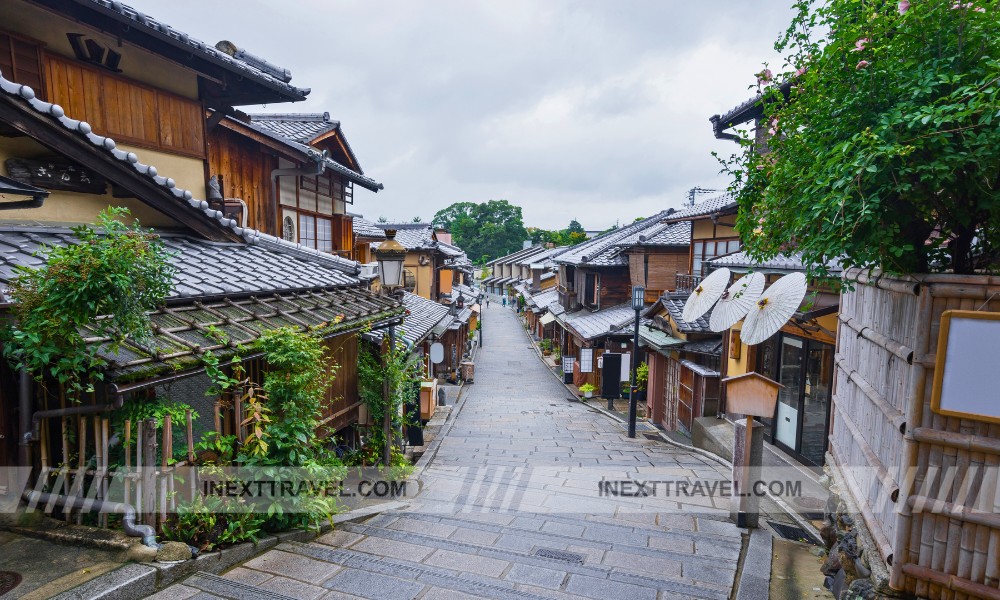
[158,302,747,600]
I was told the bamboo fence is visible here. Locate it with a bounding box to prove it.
[832,270,1000,599]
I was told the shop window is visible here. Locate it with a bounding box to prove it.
[282,216,295,242]
[403,269,416,293]
[0,32,44,96]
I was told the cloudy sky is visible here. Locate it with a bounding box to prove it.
[129,0,795,230]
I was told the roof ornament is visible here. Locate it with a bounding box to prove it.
[215,40,293,83]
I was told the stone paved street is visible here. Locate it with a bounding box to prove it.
[159,301,747,599]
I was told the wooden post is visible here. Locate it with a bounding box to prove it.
[124,419,132,506]
[186,410,195,464]
[141,418,157,527]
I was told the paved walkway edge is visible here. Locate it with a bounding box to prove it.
[736,528,773,600]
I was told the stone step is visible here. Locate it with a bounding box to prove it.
[341,514,739,582]
[373,508,744,552]
[312,520,732,600]
[278,541,567,600]
[183,571,299,600]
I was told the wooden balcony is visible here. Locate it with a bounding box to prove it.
[675,273,702,294]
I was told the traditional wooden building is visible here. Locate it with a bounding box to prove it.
[0,2,402,539]
[371,223,473,302]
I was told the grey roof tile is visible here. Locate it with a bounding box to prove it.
[663,193,737,222]
[0,226,361,303]
[352,217,386,240]
[558,303,637,340]
[660,293,715,334]
[555,211,685,267]
[248,113,338,143]
[710,251,842,274]
[367,291,451,347]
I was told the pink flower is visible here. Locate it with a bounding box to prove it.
[856,60,870,69]
[851,38,869,52]
[974,6,985,11]
[898,0,910,13]
[795,66,808,76]
[756,69,773,85]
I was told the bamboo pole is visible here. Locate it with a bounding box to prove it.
[829,442,895,563]
[901,564,1000,600]
[836,355,907,432]
[891,288,933,590]
[833,402,900,501]
[911,428,1000,456]
[186,410,195,464]
[75,415,87,525]
[850,269,922,296]
[839,315,914,364]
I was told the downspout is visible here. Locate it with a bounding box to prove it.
[17,368,32,468]
[22,490,160,548]
[270,150,328,237]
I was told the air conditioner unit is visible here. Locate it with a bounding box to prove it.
[359,262,378,279]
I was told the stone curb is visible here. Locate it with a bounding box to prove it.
[48,500,408,600]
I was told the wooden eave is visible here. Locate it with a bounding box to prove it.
[311,128,362,173]
[29,0,307,106]
[215,117,307,163]
[0,91,241,242]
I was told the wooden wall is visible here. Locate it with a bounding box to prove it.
[45,54,204,158]
[207,126,278,234]
[628,249,689,295]
[319,333,360,436]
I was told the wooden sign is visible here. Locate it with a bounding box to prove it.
[6,157,107,194]
[931,310,1000,424]
[722,372,782,418]
[562,357,575,374]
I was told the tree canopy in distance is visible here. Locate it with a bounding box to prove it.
[432,200,528,265]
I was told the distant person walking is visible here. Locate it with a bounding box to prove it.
[486,297,490,308]
[502,296,507,307]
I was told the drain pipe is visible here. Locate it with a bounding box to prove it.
[22,490,160,547]
[25,395,125,444]
[18,368,32,468]
[270,149,327,237]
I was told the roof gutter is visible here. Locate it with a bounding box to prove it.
[709,114,741,143]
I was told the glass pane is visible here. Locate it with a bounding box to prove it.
[298,214,315,249]
[800,342,834,465]
[728,240,741,254]
[316,218,332,253]
[775,337,803,450]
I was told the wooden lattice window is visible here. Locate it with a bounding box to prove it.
[0,31,44,97]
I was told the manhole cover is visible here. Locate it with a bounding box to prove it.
[0,571,23,596]
[767,521,819,545]
[534,548,585,564]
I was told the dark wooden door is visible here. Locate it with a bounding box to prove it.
[600,353,622,399]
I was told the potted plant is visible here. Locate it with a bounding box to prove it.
[539,339,552,356]
[578,383,595,399]
[635,362,648,403]
[552,350,561,366]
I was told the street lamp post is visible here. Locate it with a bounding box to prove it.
[374,229,407,467]
[627,285,644,438]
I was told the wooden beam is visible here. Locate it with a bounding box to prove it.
[0,93,239,242]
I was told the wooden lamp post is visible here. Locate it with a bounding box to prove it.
[721,371,782,528]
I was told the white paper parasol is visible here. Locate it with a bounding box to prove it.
[681,267,731,323]
[740,272,808,345]
[709,272,766,332]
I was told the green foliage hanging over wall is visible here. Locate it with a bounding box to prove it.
[357,330,422,467]
[719,0,1000,277]
[2,207,174,396]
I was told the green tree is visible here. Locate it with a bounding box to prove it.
[719,0,1000,277]
[432,200,528,263]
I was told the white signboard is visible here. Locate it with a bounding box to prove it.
[620,353,631,382]
[580,348,593,373]
[562,357,575,374]
[430,343,444,364]
[931,310,1000,424]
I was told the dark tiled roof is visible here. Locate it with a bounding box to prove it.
[711,80,794,137]
[95,287,402,380]
[660,293,715,334]
[681,338,724,356]
[75,0,309,102]
[555,211,684,267]
[559,303,637,341]
[0,226,361,303]
[231,115,382,192]
[664,193,737,222]
[374,224,436,251]
[487,245,546,266]
[248,113,339,144]
[451,283,480,301]
[367,291,451,348]
[639,221,692,246]
[710,251,842,274]
[352,217,386,241]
